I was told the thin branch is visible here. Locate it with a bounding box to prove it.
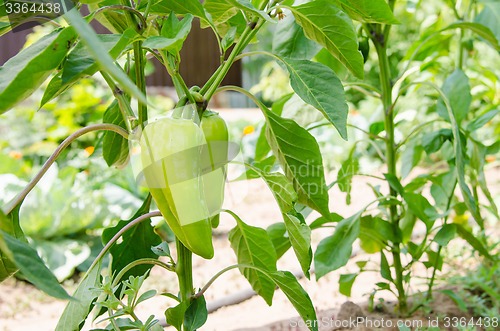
[111,258,175,288]
[93,5,147,29]
[3,124,129,215]
[195,264,248,298]
[396,119,440,149]
[89,211,163,272]
[344,82,382,98]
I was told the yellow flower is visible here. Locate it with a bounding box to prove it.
[8,150,22,159]
[243,125,255,135]
[84,146,95,157]
[486,155,495,163]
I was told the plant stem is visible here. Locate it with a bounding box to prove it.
[112,258,175,288]
[372,24,408,315]
[426,245,442,299]
[101,71,137,132]
[427,179,458,299]
[458,29,465,70]
[3,124,129,215]
[199,65,224,95]
[176,239,194,306]
[134,41,148,126]
[195,264,254,298]
[203,19,262,101]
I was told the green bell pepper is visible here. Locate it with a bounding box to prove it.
[140,117,214,259]
[201,111,229,228]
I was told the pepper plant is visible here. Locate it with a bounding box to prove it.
[0,0,387,330]
[253,0,499,318]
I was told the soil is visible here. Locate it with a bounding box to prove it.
[244,290,474,331]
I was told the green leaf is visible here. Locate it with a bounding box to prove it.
[339,273,357,297]
[380,251,392,282]
[437,69,471,124]
[439,289,468,312]
[255,123,272,161]
[0,27,76,114]
[474,2,500,48]
[401,139,423,179]
[404,33,453,62]
[283,213,312,277]
[421,129,453,155]
[262,172,298,213]
[151,242,171,257]
[0,247,16,282]
[184,295,208,331]
[252,94,292,162]
[272,14,321,60]
[289,0,364,79]
[0,22,12,37]
[143,0,208,21]
[200,1,249,40]
[263,107,331,219]
[136,289,157,305]
[0,206,23,282]
[383,173,404,196]
[455,224,494,260]
[281,93,325,128]
[88,0,130,34]
[466,109,499,132]
[309,212,343,230]
[314,211,362,279]
[0,204,24,241]
[40,30,138,107]
[204,0,239,26]
[101,196,160,289]
[165,301,187,331]
[62,30,138,86]
[143,13,193,52]
[470,140,499,219]
[224,0,274,23]
[266,223,291,259]
[430,170,456,211]
[435,82,483,227]
[56,261,103,331]
[338,148,359,203]
[359,216,395,253]
[0,232,72,300]
[40,73,68,108]
[63,8,148,106]
[228,215,278,305]
[30,238,91,282]
[314,47,348,78]
[280,57,348,139]
[221,26,237,52]
[103,100,129,168]
[446,22,499,51]
[234,155,276,181]
[403,192,439,229]
[330,0,400,24]
[433,224,457,246]
[375,282,391,291]
[267,271,318,331]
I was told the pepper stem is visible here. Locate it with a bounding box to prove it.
[176,238,194,316]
